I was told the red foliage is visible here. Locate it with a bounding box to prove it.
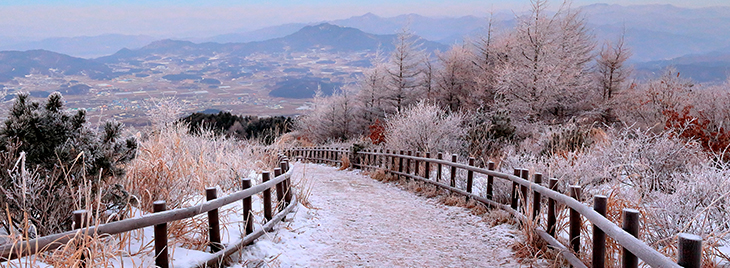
[368,119,386,145]
[664,106,730,160]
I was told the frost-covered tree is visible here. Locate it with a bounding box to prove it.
[357,59,389,125]
[596,33,632,101]
[496,0,595,122]
[297,87,363,142]
[471,13,507,109]
[435,45,478,111]
[385,27,426,113]
[422,55,435,101]
[384,102,466,154]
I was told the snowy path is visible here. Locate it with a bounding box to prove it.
[239,163,529,267]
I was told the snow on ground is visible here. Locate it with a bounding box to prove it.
[235,162,532,267]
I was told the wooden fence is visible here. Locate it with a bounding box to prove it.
[0,157,296,268]
[288,147,703,268]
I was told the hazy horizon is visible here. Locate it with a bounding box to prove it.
[2,1,730,40]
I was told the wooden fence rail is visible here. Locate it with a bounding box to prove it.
[288,147,702,268]
[0,157,296,268]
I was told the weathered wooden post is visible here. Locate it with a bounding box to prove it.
[486,162,495,200]
[414,152,420,176]
[569,185,581,254]
[206,187,223,253]
[622,209,640,268]
[450,154,457,187]
[73,209,89,267]
[593,195,607,268]
[262,172,273,221]
[511,169,520,210]
[466,157,475,193]
[242,178,254,236]
[274,168,284,211]
[398,150,404,179]
[424,152,431,180]
[532,173,543,221]
[547,178,558,236]
[385,149,391,170]
[436,152,443,182]
[678,233,702,268]
[73,210,88,230]
[279,160,291,206]
[406,151,412,175]
[153,200,169,268]
[520,169,529,213]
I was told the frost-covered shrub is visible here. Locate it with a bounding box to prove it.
[384,102,466,154]
[464,109,516,162]
[503,127,704,195]
[0,92,137,236]
[646,163,730,248]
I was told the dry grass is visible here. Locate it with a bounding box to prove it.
[122,124,269,211]
[339,155,350,170]
[294,165,316,209]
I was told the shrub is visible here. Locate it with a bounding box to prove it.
[384,102,466,154]
[0,92,137,236]
[664,105,730,161]
[465,109,516,161]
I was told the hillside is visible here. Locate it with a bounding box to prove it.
[0,50,113,82]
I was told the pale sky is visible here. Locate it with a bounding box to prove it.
[1,0,728,39]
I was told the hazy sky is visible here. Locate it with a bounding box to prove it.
[1,0,729,39]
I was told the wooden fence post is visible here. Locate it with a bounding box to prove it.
[262,172,272,221]
[511,169,520,210]
[385,149,391,170]
[622,209,640,268]
[242,178,254,236]
[520,169,529,213]
[414,152,420,176]
[486,162,495,200]
[466,157,475,193]
[547,178,558,237]
[678,233,702,268]
[206,188,223,253]
[406,151,412,175]
[153,201,169,268]
[274,168,284,211]
[379,149,384,168]
[593,195,607,268]
[424,152,431,180]
[398,150,404,179]
[450,154,457,187]
[73,210,88,230]
[73,209,89,267]
[436,152,443,182]
[569,185,581,255]
[532,173,542,221]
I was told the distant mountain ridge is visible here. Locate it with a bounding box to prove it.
[0,34,157,59]
[0,23,447,83]
[99,23,448,63]
[0,50,113,82]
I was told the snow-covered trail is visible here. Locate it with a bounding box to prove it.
[239,163,530,267]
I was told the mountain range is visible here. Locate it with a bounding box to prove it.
[2,4,730,83]
[0,23,447,83]
[98,23,447,64]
